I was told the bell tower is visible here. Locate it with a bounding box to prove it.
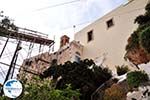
[60,35,70,48]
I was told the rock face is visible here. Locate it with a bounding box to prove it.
[125,47,150,65]
[124,1,150,66]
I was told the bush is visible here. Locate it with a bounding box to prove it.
[41,59,112,100]
[17,77,80,100]
[146,3,150,12]
[0,96,8,100]
[125,32,139,51]
[116,65,129,76]
[125,2,150,64]
[140,26,150,53]
[103,84,126,100]
[127,71,149,88]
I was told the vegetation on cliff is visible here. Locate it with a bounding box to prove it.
[125,3,150,65]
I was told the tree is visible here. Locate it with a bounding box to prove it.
[0,17,18,31]
[104,84,126,100]
[41,59,112,100]
[1,17,11,29]
[125,2,150,65]
[127,71,149,88]
[140,27,150,53]
[0,76,80,100]
[116,65,129,76]
[19,77,80,100]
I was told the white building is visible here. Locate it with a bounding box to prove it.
[74,0,149,71]
[19,0,150,79]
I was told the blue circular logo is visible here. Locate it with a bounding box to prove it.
[3,79,23,98]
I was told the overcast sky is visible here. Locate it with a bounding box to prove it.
[0,0,127,83]
[0,0,127,47]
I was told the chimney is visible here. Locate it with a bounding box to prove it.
[60,35,70,48]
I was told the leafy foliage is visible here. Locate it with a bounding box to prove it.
[103,84,126,100]
[125,2,150,64]
[134,3,150,25]
[41,59,112,100]
[134,15,150,25]
[0,17,18,32]
[125,31,139,51]
[0,85,9,100]
[145,2,150,12]
[18,77,80,100]
[0,96,8,100]
[127,71,149,88]
[140,27,150,53]
[116,65,129,76]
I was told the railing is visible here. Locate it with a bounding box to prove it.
[0,26,54,45]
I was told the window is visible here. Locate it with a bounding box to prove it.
[106,18,114,28]
[87,30,93,42]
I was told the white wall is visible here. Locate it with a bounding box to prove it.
[74,0,149,71]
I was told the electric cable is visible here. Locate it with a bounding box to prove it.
[35,0,80,11]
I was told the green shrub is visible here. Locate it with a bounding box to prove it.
[125,31,140,51]
[41,59,112,100]
[103,84,126,100]
[140,26,150,53]
[17,77,80,100]
[0,96,8,100]
[125,2,150,64]
[116,65,129,76]
[127,71,149,88]
[145,3,150,12]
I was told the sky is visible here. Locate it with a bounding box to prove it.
[0,0,127,84]
[0,0,127,49]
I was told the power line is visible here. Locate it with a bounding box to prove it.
[60,6,145,31]
[35,0,80,11]
[61,19,92,30]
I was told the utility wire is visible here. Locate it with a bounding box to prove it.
[35,0,80,11]
[60,6,145,31]
[0,5,145,80]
